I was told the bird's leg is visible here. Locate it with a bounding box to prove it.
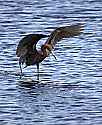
[37,63,40,81]
[19,62,23,79]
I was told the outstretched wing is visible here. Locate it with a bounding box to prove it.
[16,34,48,57]
[16,34,33,57]
[45,23,83,49]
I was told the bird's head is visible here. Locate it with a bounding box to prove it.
[41,44,52,53]
[41,44,57,60]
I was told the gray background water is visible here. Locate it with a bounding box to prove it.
[0,0,102,125]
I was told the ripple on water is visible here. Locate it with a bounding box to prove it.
[0,0,102,124]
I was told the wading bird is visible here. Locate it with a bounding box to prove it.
[16,24,83,80]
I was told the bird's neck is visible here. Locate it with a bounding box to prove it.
[27,46,49,63]
[41,49,50,58]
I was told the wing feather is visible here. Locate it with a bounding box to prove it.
[45,23,83,48]
[16,34,36,57]
[16,34,48,57]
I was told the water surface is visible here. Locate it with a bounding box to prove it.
[0,0,102,125]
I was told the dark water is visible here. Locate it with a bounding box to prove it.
[0,0,102,124]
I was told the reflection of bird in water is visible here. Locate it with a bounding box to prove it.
[16,24,83,80]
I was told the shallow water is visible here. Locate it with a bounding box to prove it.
[0,0,102,124]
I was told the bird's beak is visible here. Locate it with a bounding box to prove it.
[46,48,57,60]
[50,51,57,60]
